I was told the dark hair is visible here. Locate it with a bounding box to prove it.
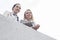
[12,3,20,10]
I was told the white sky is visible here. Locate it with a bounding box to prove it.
[0,0,60,40]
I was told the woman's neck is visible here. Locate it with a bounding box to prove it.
[25,19,31,21]
[13,12,17,16]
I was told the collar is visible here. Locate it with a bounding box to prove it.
[12,12,17,16]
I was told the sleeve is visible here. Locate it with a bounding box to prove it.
[32,22,36,27]
[20,20,24,23]
[3,11,10,17]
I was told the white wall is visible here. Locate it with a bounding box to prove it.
[0,0,60,40]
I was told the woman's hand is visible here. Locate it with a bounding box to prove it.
[32,24,40,30]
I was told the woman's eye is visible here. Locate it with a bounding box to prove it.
[16,6,18,7]
[26,13,28,14]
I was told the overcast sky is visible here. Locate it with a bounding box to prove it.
[0,0,60,40]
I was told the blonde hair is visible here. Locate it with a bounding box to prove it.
[24,9,33,21]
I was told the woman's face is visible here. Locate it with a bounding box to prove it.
[25,11,32,20]
[13,4,21,14]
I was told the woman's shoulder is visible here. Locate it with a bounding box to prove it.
[20,20,26,23]
[3,11,12,17]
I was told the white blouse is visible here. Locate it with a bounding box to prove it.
[3,11,19,21]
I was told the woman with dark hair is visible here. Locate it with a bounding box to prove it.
[20,9,40,30]
[4,3,21,21]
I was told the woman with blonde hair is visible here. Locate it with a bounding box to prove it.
[20,9,40,30]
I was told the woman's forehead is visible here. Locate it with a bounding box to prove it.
[15,4,21,7]
[26,10,32,13]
